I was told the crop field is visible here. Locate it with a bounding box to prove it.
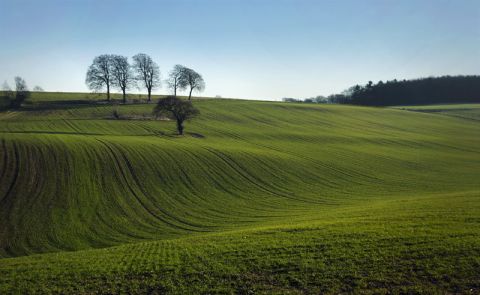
[0,93,479,293]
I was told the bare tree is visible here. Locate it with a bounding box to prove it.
[183,67,205,100]
[132,53,160,102]
[86,54,114,101]
[15,77,28,93]
[10,76,30,108]
[33,86,44,91]
[167,65,188,97]
[153,95,199,135]
[111,55,134,104]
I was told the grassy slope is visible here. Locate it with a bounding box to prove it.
[0,94,479,293]
[395,104,480,122]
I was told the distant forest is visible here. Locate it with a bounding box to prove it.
[284,76,480,106]
[330,75,480,106]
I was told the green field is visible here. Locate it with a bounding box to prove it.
[0,93,479,293]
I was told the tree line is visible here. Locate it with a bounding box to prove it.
[282,76,480,106]
[86,53,205,103]
[329,75,480,106]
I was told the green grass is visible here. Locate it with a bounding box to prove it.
[0,93,479,293]
[395,103,480,121]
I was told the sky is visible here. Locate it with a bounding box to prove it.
[0,0,479,100]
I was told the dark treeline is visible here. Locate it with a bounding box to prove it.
[332,75,480,106]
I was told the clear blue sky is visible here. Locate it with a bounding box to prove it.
[1,0,479,100]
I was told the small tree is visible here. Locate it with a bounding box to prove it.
[153,96,199,135]
[132,53,160,102]
[183,67,205,100]
[167,65,188,97]
[10,76,30,108]
[86,54,114,101]
[33,86,44,91]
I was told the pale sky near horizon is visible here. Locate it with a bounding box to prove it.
[0,0,479,100]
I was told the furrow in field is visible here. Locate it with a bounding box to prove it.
[111,141,216,230]
[95,138,206,233]
[0,141,20,256]
[201,147,318,204]
[0,139,9,197]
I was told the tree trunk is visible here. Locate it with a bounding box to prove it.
[147,88,151,102]
[188,88,193,100]
[107,84,110,101]
[176,119,184,135]
[122,89,126,104]
[173,78,177,97]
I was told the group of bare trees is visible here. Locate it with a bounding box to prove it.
[86,54,205,103]
[1,77,31,109]
[167,64,205,99]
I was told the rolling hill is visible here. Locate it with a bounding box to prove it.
[0,94,479,293]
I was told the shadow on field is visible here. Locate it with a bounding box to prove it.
[188,132,205,138]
